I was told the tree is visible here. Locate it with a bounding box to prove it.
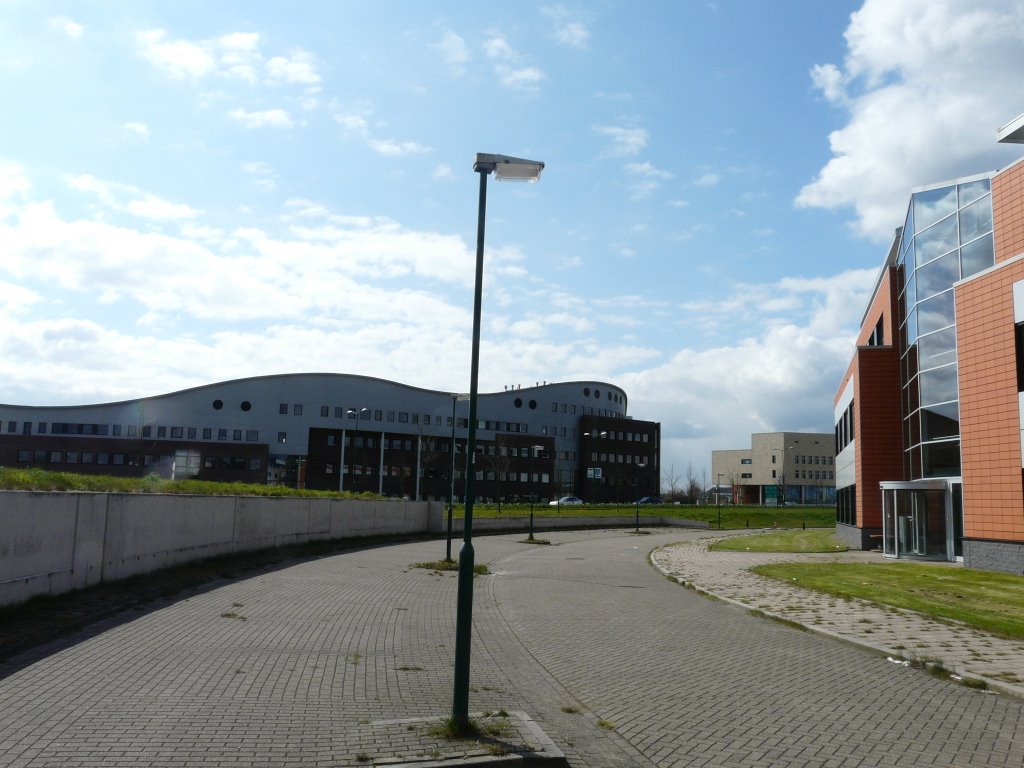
[684,462,703,504]
[661,464,683,502]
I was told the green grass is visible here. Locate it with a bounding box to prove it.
[467,503,835,530]
[0,466,380,499]
[413,560,490,576]
[753,561,1024,639]
[712,529,848,553]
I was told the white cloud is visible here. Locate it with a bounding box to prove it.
[595,125,648,156]
[266,49,320,85]
[433,164,455,180]
[123,122,150,138]
[797,0,1024,240]
[482,35,545,92]
[495,65,545,92]
[694,172,720,187]
[0,161,30,202]
[227,108,294,129]
[242,161,276,190]
[65,175,199,220]
[626,162,674,180]
[435,30,470,75]
[541,5,591,49]
[668,199,689,208]
[48,17,84,39]
[136,29,216,80]
[367,139,431,157]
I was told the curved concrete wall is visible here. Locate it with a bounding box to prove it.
[0,492,436,607]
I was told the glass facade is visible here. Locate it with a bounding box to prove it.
[895,176,994,479]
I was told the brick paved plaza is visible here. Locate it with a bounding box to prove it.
[2,529,1024,766]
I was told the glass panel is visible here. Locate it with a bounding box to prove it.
[914,185,958,233]
[905,306,918,345]
[952,483,963,558]
[883,491,896,556]
[909,446,922,480]
[918,363,957,406]
[917,327,956,370]
[906,375,920,412]
[904,264,917,307]
[901,204,914,256]
[923,440,960,478]
[958,178,990,207]
[908,409,921,446]
[917,291,954,335]
[915,250,959,301]
[915,214,958,267]
[959,194,992,245]
[921,402,959,440]
[961,232,994,278]
[905,343,918,381]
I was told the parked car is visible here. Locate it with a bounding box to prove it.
[549,496,584,506]
[637,496,663,504]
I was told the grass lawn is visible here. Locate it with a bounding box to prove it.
[753,561,1024,640]
[711,529,848,553]
[471,503,835,530]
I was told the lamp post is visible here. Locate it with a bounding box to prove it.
[717,472,724,529]
[634,459,647,532]
[528,445,544,541]
[339,407,369,493]
[446,394,469,562]
[452,152,544,729]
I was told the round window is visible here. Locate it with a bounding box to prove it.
[241,401,252,412]
[583,387,591,397]
[594,390,601,399]
[529,399,537,409]
[514,398,523,408]
[212,399,223,410]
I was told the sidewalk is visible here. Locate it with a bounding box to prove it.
[651,535,1024,699]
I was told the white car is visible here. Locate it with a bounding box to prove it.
[549,496,584,506]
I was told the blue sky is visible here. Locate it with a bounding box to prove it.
[2,0,1023,482]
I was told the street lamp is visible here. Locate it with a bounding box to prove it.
[528,445,544,541]
[339,407,369,493]
[446,393,469,562]
[452,152,544,729]
[717,472,724,529]
[634,460,647,532]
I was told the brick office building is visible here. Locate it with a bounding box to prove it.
[835,114,1024,572]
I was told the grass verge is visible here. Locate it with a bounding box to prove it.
[753,561,1024,639]
[711,529,848,553]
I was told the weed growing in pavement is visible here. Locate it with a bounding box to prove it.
[413,561,490,576]
[561,705,580,714]
[597,719,615,730]
[354,753,370,763]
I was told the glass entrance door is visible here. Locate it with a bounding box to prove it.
[881,483,950,560]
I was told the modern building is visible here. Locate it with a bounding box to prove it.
[834,114,1024,573]
[0,373,660,504]
[711,432,836,506]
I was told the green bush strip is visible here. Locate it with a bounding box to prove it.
[753,561,1024,640]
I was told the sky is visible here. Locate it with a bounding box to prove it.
[2,0,1024,484]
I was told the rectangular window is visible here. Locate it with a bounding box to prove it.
[249,458,261,471]
[321,405,329,417]
[82,452,93,464]
[399,412,409,423]
[335,406,344,418]
[740,458,752,464]
[97,453,109,465]
[203,428,212,440]
[740,472,752,479]
[17,449,31,462]
[374,410,383,421]
[218,429,227,440]
[6,421,16,433]
[157,426,167,438]
[142,426,152,438]
[233,429,242,441]
[279,403,288,415]
[278,432,287,443]
[128,425,137,437]
[245,430,258,442]
[293,404,303,416]
[38,422,47,434]
[387,411,396,422]
[113,425,122,436]
[171,427,183,438]
[187,427,197,439]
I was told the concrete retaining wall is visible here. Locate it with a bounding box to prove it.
[0,492,435,607]
[964,538,1024,575]
[0,491,709,608]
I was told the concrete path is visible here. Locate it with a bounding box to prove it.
[1,528,1023,767]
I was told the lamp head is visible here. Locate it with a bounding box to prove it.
[473,152,544,182]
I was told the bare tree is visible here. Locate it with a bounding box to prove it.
[684,461,702,504]
[661,463,683,502]
[482,436,517,513]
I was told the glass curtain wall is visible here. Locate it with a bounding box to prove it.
[895,176,994,480]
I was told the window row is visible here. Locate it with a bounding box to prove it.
[15,449,261,471]
[588,453,652,465]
